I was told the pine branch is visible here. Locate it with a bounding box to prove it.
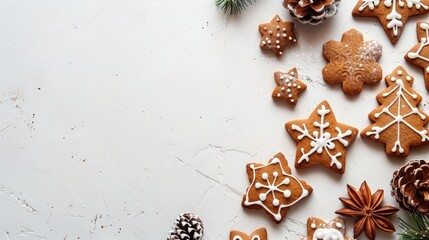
[215,0,255,15]
[398,211,429,240]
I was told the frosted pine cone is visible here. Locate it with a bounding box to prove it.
[167,213,204,240]
[391,160,429,214]
[283,0,341,25]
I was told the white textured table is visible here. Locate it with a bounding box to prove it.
[0,0,427,239]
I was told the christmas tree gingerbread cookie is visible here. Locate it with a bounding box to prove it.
[259,15,297,57]
[285,100,358,175]
[303,217,353,240]
[272,68,307,105]
[242,153,312,223]
[405,22,429,92]
[352,0,429,44]
[229,228,267,240]
[361,66,429,157]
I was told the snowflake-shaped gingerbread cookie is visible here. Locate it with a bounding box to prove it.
[230,228,267,240]
[352,0,429,44]
[272,68,307,105]
[303,217,353,240]
[242,153,312,223]
[259,15,297,57]
[323,28,383,96]
[285,100,358,175]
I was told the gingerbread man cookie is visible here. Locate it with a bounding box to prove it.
[352,0,429,44]
[323,28,382,96]
[361,66,429,157]
[405,22,429,92]
[230,228,267,240]
[303,217,352,240]
[242,153,312,223]
[285,100,358,175]
[259,15,297,57]
[272,68,307,105]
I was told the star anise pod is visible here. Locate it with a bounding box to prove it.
[335,181,399,240]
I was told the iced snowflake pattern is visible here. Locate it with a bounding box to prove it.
[358,0,429,36]
[365,69,429,153]
[291,105,353,170]
[407,22,429,73]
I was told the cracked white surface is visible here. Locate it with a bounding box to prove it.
[0,0,426,239]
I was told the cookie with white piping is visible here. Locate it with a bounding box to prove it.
[259,15,297,57]
[285,100,358,174]
[242,153,312,223]
[361,66,429,157]
[303,217,353,240]
[230,228,267,240]
[272,68,307,105]
[405,22,429,92]
[352,0,429,44]
[322,28,382,96]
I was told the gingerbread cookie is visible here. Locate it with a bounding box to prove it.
[405,22,429,92]
[322,28,382,96]
[259,15,297,57]
[285,100,358,175]
[230,228,267,240]
[335,181,399,240]
[361,66,429,157]
[272,68,307,105]
[352,0,429,44]
[303,217,352,240]
[242,153,312,223]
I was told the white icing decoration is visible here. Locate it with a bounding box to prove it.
[335,222,342,228]
[359,0,428,36]
[366,73,429,152]
[233,236,243,240]
[252,236,261,240]
[408,22,429,73]
[244,158,309,221]
[291,105,353,169]
[276,69,301,102]
[312,229,344,240]
[311,223,317,229]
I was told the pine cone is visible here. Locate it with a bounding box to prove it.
[283,0,341,25]
[391,160,429,214]
[167,213,204,240]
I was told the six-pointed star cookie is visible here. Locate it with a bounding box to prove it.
[242,153,312,223]
[352,0,429,44]
[259,15,297,57]
[229,228,267,240]
[285,100,358,175]
[272,68,307,105]
[405,22,429,92]
[323,28,383,96]
[303,217,353,240]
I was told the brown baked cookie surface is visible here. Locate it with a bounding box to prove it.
[352,0,429,44]
[259,15,297,57]
[405,22,429,92]
[322,28,382,96]
[361,66,429,157]
[303,217,353,240]
[242,153,312,223]
[229,228,267,240]
[272,68,307,105]
[285,100,358,174]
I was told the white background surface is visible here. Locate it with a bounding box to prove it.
[0,0,428,239]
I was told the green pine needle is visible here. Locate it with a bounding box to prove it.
[398,212,429,240]
[215,0,255,15]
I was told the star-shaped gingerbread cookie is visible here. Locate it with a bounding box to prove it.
[352,0,429,44]
[229,228,267,240]
[259,15,297,57]
[272,68,307,105]
[285,100,358,175]
[242,153,312,223]
[405,22,429,92]
[323,28,383,96]
[303,217,353,240]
